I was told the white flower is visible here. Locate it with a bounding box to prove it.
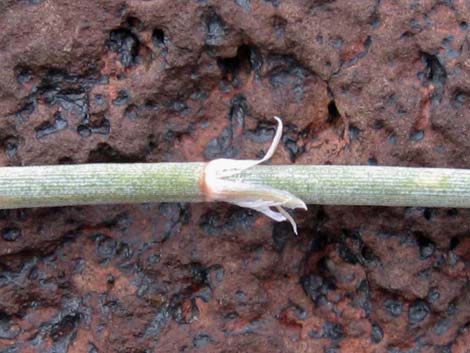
[203,117,307,234]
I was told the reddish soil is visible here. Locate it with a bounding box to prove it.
[0,1,469,352]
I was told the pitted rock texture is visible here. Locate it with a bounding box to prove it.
[0,1,469,352]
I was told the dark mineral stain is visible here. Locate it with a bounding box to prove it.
[449,236,460,251]
[107,28,140,67]
[124,16,144,31]
[309,233,328,253]
[361,245,378,264]
[367,157,378,166]
[105,212,133,233]
[388,134,397,145]
[190,91,209,101]
[40,68,99,91]
[207,265,224,288]
[337,244,359,264]
[263,0,280,7]
[331,38,344,49]
[427,287,440,303]
[282,135,300,162]
[372,120,384,129]
[16,100,35,122]
[199,210,223,236]
[349,125,360,140]
[419,52,447,104]
[0,313,20,339]
[144,305,172,337]
[272,221,292,253]
[90,118,110,135]
[248,47,264,73]
[1,227,21,242]
[433,318,451,335]
[55,92,89,120]
[301,273,331,304]
[94,234,118,260]
[77,124,92,138]
[191,262,209,285]
[204,128,233,159]
[3,137,18,159]
[369,10,381,29]
[281,123,306,162]
[268,55,307,102]
[408,300,430,324]
[50,312,80,341]
[15,66,33,85]
[205,11,226,45]
[106,273,115,284]
[272,15,287,37]
[193,333,213,348]
[95,94,105,106]
[152,28,165,47]
[344,36,372,67]
[124,104,139,121]
[322,321,344,340]
[235,0,251,12]
[384,298,403,317]
[228,94,247,131]
[422,208,436,221]
[324,348,338,353]
[414,232,436,259]
[446,208,459,217]
[21,0,44,4]
[112,90,130,106]
[14,209,28,222]
[35,112,68,139]
[370,322,384,343]
[88,343,100,353]
[451,90,466,109]
[447,301,458,316]
[151,203,190,242]
[204,95,248,159]
[170,296,199,324]
[245,122,276,144]
[287,300,307,320]
[409,129,424,142]
[354,280,372,315]
[401,31,414,39]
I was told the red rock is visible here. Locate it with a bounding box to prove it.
[0,1,469,352]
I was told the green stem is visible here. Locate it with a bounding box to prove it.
[0,163,469,209]
[0,163,205,209]
[244,165,470,208]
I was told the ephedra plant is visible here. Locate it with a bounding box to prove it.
[1,118,470,234]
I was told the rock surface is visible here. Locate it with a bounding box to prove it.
[0,0,469,352]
